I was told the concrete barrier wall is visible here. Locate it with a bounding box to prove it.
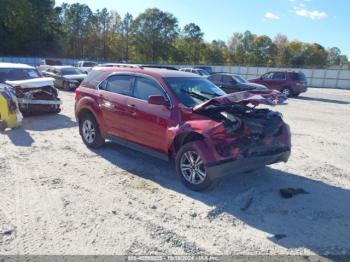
[1,56,349,89]
[175,65,350,89]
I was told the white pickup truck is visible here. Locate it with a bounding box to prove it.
[76,61,98,74]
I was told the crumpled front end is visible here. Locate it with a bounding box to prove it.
[193,104,291,177]
[6,78,62,115]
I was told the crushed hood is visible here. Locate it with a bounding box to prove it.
[193,90,287,112]
[6,78,55,89]
[63,74,87,80]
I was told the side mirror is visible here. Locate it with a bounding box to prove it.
[148,95,169,107]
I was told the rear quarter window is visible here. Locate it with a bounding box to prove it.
[81,70,109,89]
[104,75,133,95]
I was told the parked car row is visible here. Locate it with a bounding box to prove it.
[42,66,87,90]
[178,67,308,96]
[249,71,308,97]
[208,73,267,93]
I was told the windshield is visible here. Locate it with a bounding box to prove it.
[60,68,82,75]
[233,75,247,83]
[197,69,210,76]
[0,68,40,83]
[165,77,226,107]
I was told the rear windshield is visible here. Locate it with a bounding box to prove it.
[0,68,40,83]
[290,72,307,81]
[81,69,109,88]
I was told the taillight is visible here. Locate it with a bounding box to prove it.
[75,87,81,100]
[296,82,302,87]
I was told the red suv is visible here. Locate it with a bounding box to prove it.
[75,66,291,191]
[249,71,308,97]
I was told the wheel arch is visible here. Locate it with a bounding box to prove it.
[171,131,205,157]
[76,98,106,137]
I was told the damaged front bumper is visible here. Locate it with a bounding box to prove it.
[17,98,62,115]
[207,148,291,179]
[6,78,62,115]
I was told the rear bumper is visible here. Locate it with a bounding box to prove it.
[207,150,291,179]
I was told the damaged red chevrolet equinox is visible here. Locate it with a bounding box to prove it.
[75,67,291,191]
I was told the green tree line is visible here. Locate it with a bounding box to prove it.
[0,0,348,68]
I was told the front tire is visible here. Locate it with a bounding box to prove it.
[175,143,213,191]
[79,113,105,148]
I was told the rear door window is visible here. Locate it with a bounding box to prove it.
[103,75,133,96]
[133,77,165,101]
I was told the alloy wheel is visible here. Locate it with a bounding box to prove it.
[180,151,207,185]
[82,119,96,144]
[282,88,291,96]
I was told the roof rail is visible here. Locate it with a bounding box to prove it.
[98,63,143,69]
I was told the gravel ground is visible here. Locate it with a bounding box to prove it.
[0,88,350,256]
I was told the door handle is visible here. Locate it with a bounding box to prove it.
[127,104,137,116]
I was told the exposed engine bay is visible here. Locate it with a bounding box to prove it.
[201,104,282,135]
[197,104,289,158]
[6,78,62,115]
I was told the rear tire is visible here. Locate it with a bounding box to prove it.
[175,143,213,191]
[79,113,105,148]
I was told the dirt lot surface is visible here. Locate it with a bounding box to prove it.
[1,88,350,255]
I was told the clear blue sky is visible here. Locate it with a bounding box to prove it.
[55,0,350,57]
